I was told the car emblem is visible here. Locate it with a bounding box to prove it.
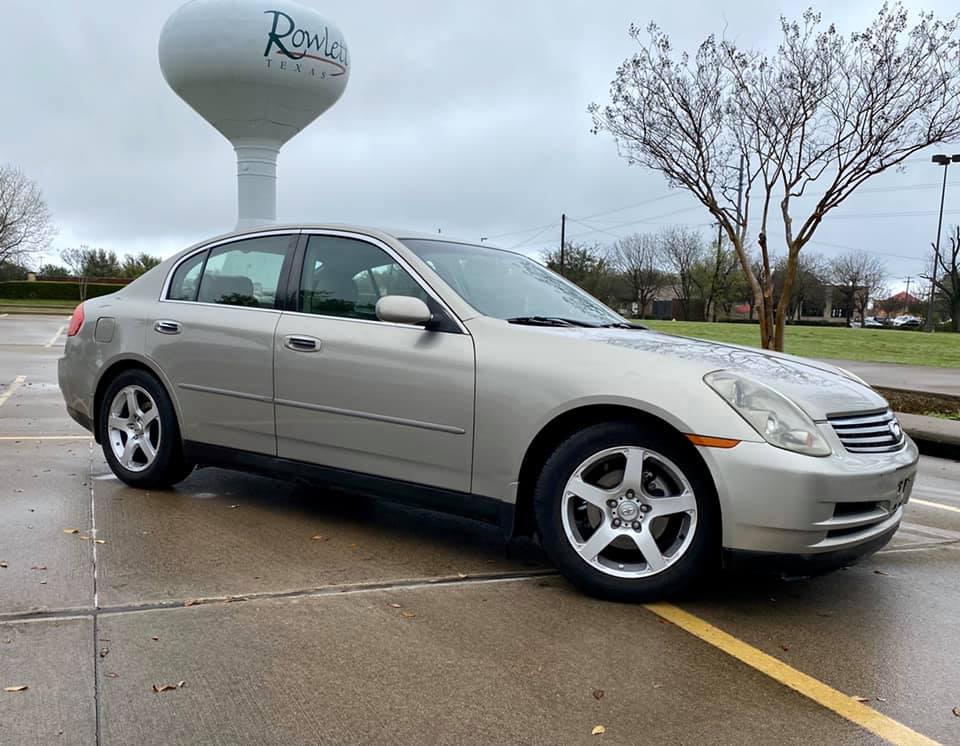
[889,420,902,440]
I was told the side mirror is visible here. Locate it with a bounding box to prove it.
[375,295,433,326]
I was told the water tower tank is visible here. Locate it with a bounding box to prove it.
[158,0,350,227]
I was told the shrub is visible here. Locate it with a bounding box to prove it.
[0,280,120,301]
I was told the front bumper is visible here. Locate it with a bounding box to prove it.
[698,425,919,557]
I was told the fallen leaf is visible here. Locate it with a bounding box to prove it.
[387,603,402,609]
[94,539,106,545]
[229,504,239,509]
[39,580,47,585]
[78,535,90,541]
[873,570,890,576]
[953,706,960,718]
[457,573,468,579]
[592,689,604,700]
[105,672,120,679]
[591,725,606,735]
[876,696,887,702]
[99,648,109,658]
[152,684,177,693]
[659,619,672,625]
[184,599,200,607]
[151,636,159,641]
[853,696,870,703]
[400,610,416,619]
[177,681,186,688]
[4,686,28,693]
[30,565,47,571]
[63,528,79,534]
[0,561,8,568]
[350,543,358,549]
[310,534,326,541]
[780,644,790,652]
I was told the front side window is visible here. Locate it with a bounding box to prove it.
[196,235,291,308]
[299,235,430,320]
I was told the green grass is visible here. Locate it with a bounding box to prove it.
[0,299,78,314]
[640,320,960,368]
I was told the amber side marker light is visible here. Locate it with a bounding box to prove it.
[686,434,741,449]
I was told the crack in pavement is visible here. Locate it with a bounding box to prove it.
[0,569,560,626]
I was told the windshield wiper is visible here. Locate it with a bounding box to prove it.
[507,316,598,327]
[598,321,643,329]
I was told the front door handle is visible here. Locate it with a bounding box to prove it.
[154,320,181,335]
[284,334,322,352]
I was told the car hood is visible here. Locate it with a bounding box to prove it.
[563,328,889,420]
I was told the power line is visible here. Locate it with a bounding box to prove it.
[507,220,559,249]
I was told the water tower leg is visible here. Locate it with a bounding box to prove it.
[234,138,279,228]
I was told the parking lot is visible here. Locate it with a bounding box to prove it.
[1,314,959,745]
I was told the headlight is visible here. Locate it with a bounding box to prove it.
[704,371,831,457]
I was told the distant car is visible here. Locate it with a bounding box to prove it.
[892,315,921,328]
[57,224,919,601]
[863,317,884,328]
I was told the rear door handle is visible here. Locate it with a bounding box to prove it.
[154,320,181,335]
[284,335,322,352]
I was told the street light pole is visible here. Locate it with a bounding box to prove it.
[926,154,960,331]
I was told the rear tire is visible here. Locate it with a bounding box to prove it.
[98,369,193,489]
[533,421,719,602]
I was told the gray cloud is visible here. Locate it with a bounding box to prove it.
[5,0,960,291]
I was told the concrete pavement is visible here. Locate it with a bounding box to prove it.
[2,314,960,745]
[822,359,960,397]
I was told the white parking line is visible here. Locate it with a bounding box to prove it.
[44,324,66,348]
[0,375,26,408]
[0,313,8,318]
[911,498,960,514]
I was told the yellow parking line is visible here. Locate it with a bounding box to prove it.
[911,498,960,515]
[645,602,939,746]
[0,435,93,440]
[45,324,66,348]
[0,375,26,408]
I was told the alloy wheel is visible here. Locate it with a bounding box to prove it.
[107,385,162,473]
[560,446,698,578]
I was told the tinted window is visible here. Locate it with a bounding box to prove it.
[197,236,291,308]
[300,236,429,320]
[167,251,205,302]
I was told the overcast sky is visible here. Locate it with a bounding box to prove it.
[6,0,960,293]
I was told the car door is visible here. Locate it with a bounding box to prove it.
[148,231,297,455]
[273,231,475,493]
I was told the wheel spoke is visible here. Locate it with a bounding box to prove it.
[108,415,128,432]
[648,490,696,518]
[567,474,616,509]
[631,529,667,572]
[125,389,139,419]
[121,437,137,468]
[140,406,159,426]
[139,437,157,463]
[621,447,646,492]
[576,525,618,563]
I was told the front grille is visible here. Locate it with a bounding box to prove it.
[827,409,904,453]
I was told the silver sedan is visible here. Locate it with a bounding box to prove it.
[58,225,919,600]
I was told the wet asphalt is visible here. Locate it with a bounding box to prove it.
[1,314,958,745]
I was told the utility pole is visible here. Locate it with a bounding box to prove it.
[559,213,566,277]
[903,276,912,315]
[926,154,960,331]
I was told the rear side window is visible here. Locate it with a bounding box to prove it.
[195,236,291,308]
[167,251,205,301]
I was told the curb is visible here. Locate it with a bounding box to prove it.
[896,412,960,461]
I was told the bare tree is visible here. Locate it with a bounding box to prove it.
[699,232,741,321]
[659,226,705,320]
[60,246,91,301]
[922,225,960,330]
[0,164,55,267]
[830,252,887,326]
[609,233,668,317]
[591,4,960,350]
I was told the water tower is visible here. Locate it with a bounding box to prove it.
[159,0,350,228]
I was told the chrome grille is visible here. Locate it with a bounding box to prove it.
[827,409,904,453]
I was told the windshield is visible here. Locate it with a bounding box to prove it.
[401,239,625,326]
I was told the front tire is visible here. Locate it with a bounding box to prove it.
[533,421,719,602]
[98,369,193,489]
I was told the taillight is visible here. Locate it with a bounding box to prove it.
[67,303,85,337]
